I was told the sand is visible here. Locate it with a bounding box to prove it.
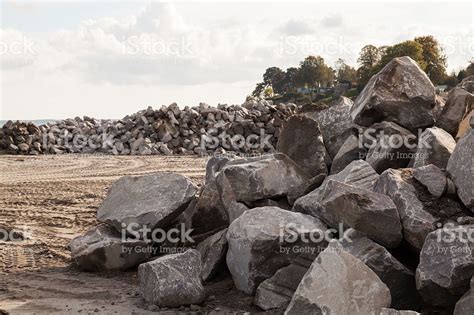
[0,154,263,314]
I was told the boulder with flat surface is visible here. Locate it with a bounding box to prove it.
[413,164,447,198]
[285,242,391,315]
[69,225,151,271]
[97,173,196,232]
[436,87,473,136]
[196,229,228,281]
[454,277,474,315]
[416,225,474,307]
[226,207,328,294]
[276,115,328,177]
[138,249,205,307]
[447,129,474,210]
[350,56,436,130]
[338,229,421,310]
[412,127,456,169]
[330,134,366,174]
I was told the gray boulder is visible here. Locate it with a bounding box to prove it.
[138,249,205,307]
[374,168,469,251]
[458,75,474,93]
[454,277,474,315]
[285,242,391,315]
[338,229,421,310]
[186,156,231,237]
[416,225,474,307]
[294,179,402,248]
[254,255,315,311]
[216,154,309,222]
[97,173,196,232]
[379,309,420,315]
[305,96,355,158]
[226,207,328,294]
[364,121,416,173]
[436,87,473,136]
[276,115,328,177]
[69,225,151,271]
[196,229,228,281]
[412,127,456,169]
[413,164,447,198]
[350,56,435,130]
[330,134,366,174]
[328,159,380,190]
[447,129,474,210]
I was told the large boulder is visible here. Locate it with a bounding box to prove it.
[185,156,231,237]
[374,168,469,251]
[454,277,474,315]
[458,75,474,93]
[330,134,367,174]
[226,207,328,294]
[338,229,421,310]
[294,179,402,248]
[304,96,355,158]
[455,109,473,140]
[216,153,310,222]
[254,254,315,311]
[69,225,151,271]
[327,159,380,190]
[436,87,473,136]
[196,229,228,281]
[413,164,447,198]
[97,173,196,232]
[276,115,328,177]
[364,121,416,173]
[416,225,474,307]
[412,127,456,169]
[447,129,474,210]
[285,242,391,315]
[138,249,205,307]
[350,56,436,131]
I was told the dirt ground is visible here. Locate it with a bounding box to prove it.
[0,154,262,314]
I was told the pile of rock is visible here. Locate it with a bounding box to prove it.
[0,100,297,156]
[69,57,473,314]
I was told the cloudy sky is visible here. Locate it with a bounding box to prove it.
[1,0,473,120]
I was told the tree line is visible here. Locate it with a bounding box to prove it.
[252,35,474,98]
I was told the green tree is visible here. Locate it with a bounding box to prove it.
[414,35,447,84]
[465,60,474,76]
[335,58,357,84]
[379,40,426,69]
[444,71,459,87]
[262,67,286,94]
[252,82,267,98]
[357,45,382,89]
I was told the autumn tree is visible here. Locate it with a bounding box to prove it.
[335,58,357,84]
[357,45,382,89]
[414,35,447,84]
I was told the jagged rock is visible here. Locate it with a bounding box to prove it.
[458,75,474,93]
[139,249,205,307]
[305,96,354,158]
[196,229,228,281]
[97,173,196,232]
[447,129,474,210]
[374,168,469,251]
[69,225,151,271]
[413,164,447,198]
[216,154,309,222]
[351,56,436,130]
[330,134,366,174]
[186,156,231,237]
[338,229,421,310]
[416,225,474,307]
[364,121,416,173]
[455,110,473,140]
[454,277,474,315]
[433,94,446,121]
[328,159,380,190]
[294,179,402,248]
[254,255,315,311]
[226,207,328,294]
[276,115,328,177]
[412,127,456,169]
[379,309,420,315]
[436,87,473,136]
[285,242,391,315]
